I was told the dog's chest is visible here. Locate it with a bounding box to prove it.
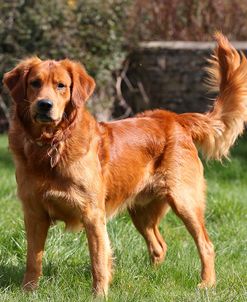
[16,153,103,230]
[42,182,88,231]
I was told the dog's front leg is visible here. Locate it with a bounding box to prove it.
[22,212,50,291]
[83,206,111,297]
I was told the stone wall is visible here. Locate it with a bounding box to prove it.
[113,41,247,117]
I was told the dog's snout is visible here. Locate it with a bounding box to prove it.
[37,99,53,112]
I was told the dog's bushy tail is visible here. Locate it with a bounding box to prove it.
[179,32,247,160]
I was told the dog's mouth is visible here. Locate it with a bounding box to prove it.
[34,114,60,125]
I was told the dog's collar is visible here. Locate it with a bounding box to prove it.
[35,139,48,147]
[27,137,61,168]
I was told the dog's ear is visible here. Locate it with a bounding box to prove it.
[3,57,41,103]
[61,59,95,107]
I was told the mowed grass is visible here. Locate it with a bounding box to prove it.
[0,133,246,302]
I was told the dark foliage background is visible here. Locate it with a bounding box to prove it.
[1,0,247,131]
[0,0,130,127]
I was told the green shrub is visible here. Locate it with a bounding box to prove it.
[0,0,130,121]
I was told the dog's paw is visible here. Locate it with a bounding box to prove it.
[22,273,40,292]
[22,280,38,292]
[197,280,216,289]
[151,255,165,266]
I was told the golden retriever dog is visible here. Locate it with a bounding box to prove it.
[3,33,247,296]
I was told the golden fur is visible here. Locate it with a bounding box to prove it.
[3,33,247,296]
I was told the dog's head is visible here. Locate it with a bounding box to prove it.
[3,57,95,128]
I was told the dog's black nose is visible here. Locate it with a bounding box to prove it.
[37,99,53,112]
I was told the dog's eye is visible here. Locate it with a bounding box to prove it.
[57,83,65,89]
[30,80,41,88]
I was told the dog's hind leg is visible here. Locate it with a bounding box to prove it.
[166,184,216,288]
[128,199,169,265]
[159,134,216,288]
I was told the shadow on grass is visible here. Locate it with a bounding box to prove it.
[0,264,24,289]
[0,261,92,291]
[43,261,92,280]
[0,146,14,171]
[203,135,247,178]
[231,135,247,161]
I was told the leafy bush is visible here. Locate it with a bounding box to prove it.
[0,0,130,122]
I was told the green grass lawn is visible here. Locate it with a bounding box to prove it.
[0,134,246,302]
